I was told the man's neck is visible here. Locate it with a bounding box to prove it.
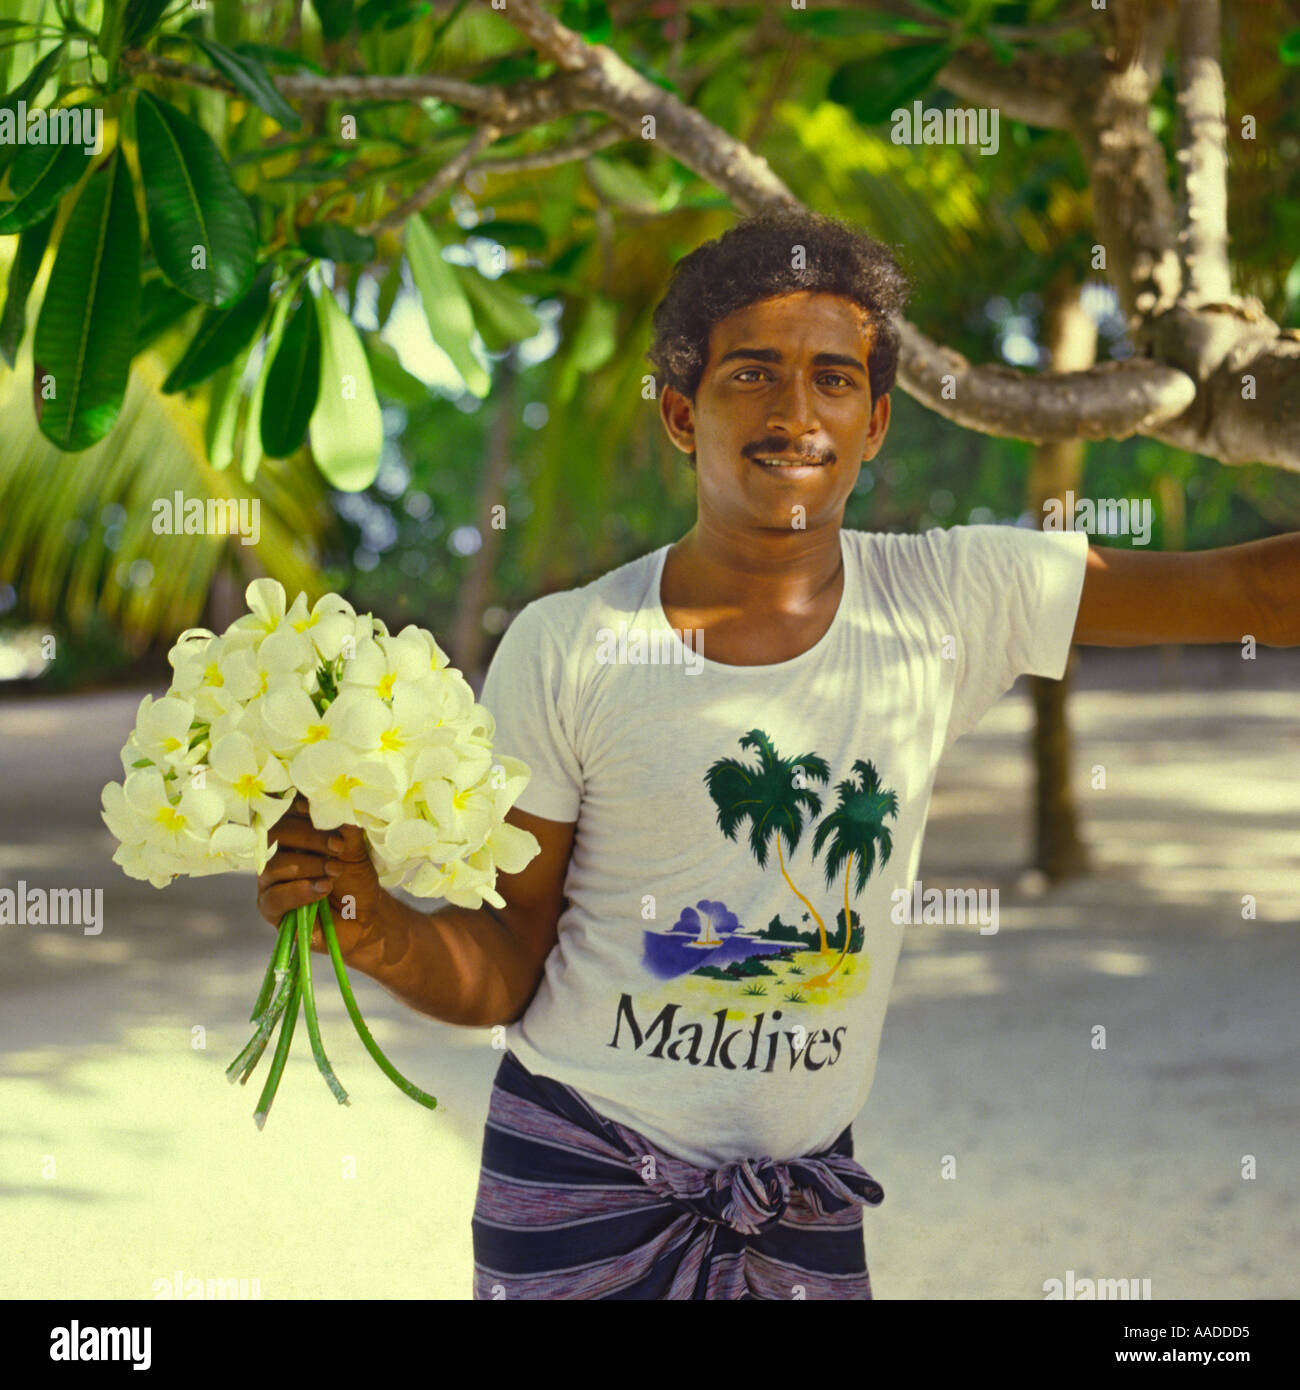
[666,517,845,613]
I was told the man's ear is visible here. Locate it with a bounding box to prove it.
[659,382,697,458]
[863,391,891,461]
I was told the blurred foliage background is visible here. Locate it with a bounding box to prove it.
[1,0,1298,693]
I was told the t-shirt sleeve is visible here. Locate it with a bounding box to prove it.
[914,523,1090,750]
[477,599,584,823]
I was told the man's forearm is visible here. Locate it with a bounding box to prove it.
[339,889,537,1028]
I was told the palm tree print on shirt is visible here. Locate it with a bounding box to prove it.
[699,730,897,994]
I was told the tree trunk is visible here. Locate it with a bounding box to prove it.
[1027,271,1097,882]
[450,350,518,682]
[1156,471,1186,690]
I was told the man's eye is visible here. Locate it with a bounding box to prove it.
[733,370,852,386]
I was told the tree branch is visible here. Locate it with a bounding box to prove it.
[357,122,502,235]
[937,44,1083,130]
[120,5,1300,471]
[1173,0,1233,305]
[895,319,1197,443]
[470,121,625,175]
[492,0,800,213]
[1066,0,1182,324]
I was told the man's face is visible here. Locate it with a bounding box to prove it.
[659,291,891,532]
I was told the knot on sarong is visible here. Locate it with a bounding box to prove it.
[641,1148,885,1237]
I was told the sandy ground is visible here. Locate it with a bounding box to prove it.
[1,643,1296,1300]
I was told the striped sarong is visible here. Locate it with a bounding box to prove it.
[471,1049,885,1300]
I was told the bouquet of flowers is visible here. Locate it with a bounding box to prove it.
[99,579,539,1127]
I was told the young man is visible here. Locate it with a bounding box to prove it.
[259,210,1296,1300]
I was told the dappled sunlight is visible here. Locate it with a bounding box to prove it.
[0,987,494,1298]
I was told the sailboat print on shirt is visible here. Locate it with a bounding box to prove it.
[640,729,899,1005]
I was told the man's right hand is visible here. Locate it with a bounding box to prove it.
[257,795,389,958]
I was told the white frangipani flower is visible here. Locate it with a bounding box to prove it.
[339,629,433,702]
[259,685,368,763]
[290,743,401,831]
[281,590,358,664]
[105,585,539,908]
[121,767,226,859]
[226,578,288,646]
[127,694,198,771]
[207,731,293,827]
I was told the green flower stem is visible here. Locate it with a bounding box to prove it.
[253,976,301,1131]
[228,937,300,1084]
[296,902,350,1107]
[318,898,437,1111]
[249,911,297,1022]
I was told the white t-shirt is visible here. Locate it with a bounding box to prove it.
[478,523,1090,1168]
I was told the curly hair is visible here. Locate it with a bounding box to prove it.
[645,208,912,467]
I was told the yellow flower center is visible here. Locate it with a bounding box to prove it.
[453,788,472,811]
[294,612,319,633]
[234,773,261,798]
[259,670,269,693]
[304,723,329,743]
[377,672,396,700]
[203,661,224,687]
[155,805,187,831]
[162,736,183,752]
[330,773,362,799]
[380,728,404,752]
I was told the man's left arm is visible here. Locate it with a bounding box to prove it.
[1072,534,1300,648]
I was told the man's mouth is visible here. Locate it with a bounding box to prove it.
[750,454,827,469]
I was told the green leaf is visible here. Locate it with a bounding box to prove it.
[570,295,617,372]
[297,222,376,263]
[984,31,1017,64]
[584,155,662,212]
[405,216,489,397]
[311,0,355,41]
[559,0,611,45]
[161,261,272,391]
[240,273,301,483]
[260,290,321,457]
[134,275,197,356]
[462,218,548,251]
[365,334,427,406]
[122,0,171,48]
[229,42,326,75]
[1281,28,1300,64]
[0,209,53,367]
[32,148,142,452]
[555,295,616,405]
[0,125,91,234]
[0,42,65,179]
[205,336,257,471]
[189,35,301,130]
[134,89,259,308]
[453,265,541,353]
[827,42,958,126]
[783,10,948,38]
[356,0,431,31]
[309,287,383,490]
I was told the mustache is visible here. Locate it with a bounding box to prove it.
[745,441,835,464]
